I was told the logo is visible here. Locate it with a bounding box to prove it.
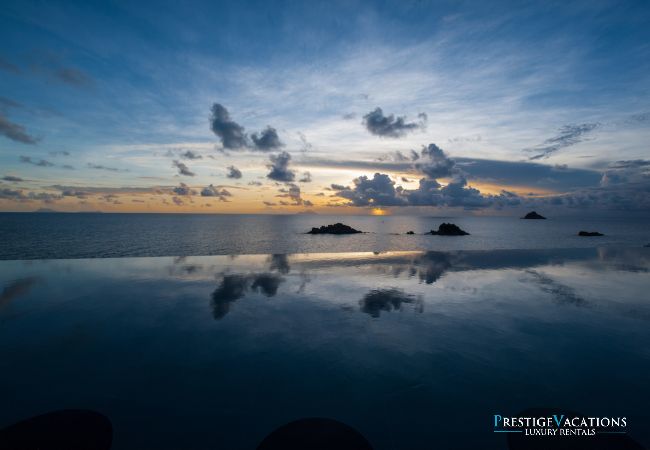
[493,413,627,437]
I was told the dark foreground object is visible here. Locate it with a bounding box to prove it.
[0,410,112,450]
[307,223,362,234]
[257,418,373,450]
[522,211,546,219]
[507,408,644,450]
[578,231,604,236]
[429,223,470,236]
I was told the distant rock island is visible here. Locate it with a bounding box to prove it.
[406,231,415,235]
[578,231,604,236]
[522,211,546,219]
[307,223,362,234]
[429,223,469,236]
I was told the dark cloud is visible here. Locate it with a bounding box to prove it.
[210,103,248,149]
[209,103,284,152]
[0,188,61,203]
[227,165,242,179]
[200,184,232,201]
[359,288,422,318]
[276,183,308,205]
[61,189,89,198]
[363,107,426,138]
[331,143,523,209]
[87,163,125,172]
[2,175,23,182]
[267,151,295,182]
[335,173,407,207]
[172,160,195,177]
[263,201,277,206]
[527,123,600,160]
[49,151,70,157]
[251,126,283,150]
[20,156,53,167]
[248,181,263,186]
[180,150,202,160]
[172,183,196,196]
[415,143,456,178]
[1,115,38,144]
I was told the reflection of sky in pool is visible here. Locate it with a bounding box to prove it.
[1,248,649,449]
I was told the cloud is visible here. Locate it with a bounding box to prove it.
[61,189,89,198]
[299,171,312,183]
[180,150,202,160]
[227,165,242,179]
[172,183,196,196]
[200,184,232,201]
[251,126,283,150]
[527,123,600,160]
[276,183,309,206]
[266,151,295,182]
[415,143,456,179]
[363,107,426,138]
[172,160,195,176]
[2,175,23,182]
[0,188,62,203]
[330,143,524,209]
[1,114,38,144]
[209,103,285,152]
[20,156,53,167]
[210,103,248,149]
[87,163,125,172]
[334,173,407,207]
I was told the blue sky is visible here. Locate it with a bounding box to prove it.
[1,0,649,214]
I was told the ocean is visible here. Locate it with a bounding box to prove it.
[1,248,649,448]
[1,212,649,260]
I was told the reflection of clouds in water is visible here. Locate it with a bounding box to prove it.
[0,277,39,309]
[412,252,453,284]
[596,247,650,272]
[211,273,284,319]
[359,288,423,318]
[524,270,587,307]
[269,254,290,274]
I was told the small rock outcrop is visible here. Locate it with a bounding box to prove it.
[307,223,362,234]
[406,231,415,235]
[429,223,469,236]
[522,211,546,219]
[578,231,604,237]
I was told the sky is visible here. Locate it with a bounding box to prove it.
[1,0,649,215]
